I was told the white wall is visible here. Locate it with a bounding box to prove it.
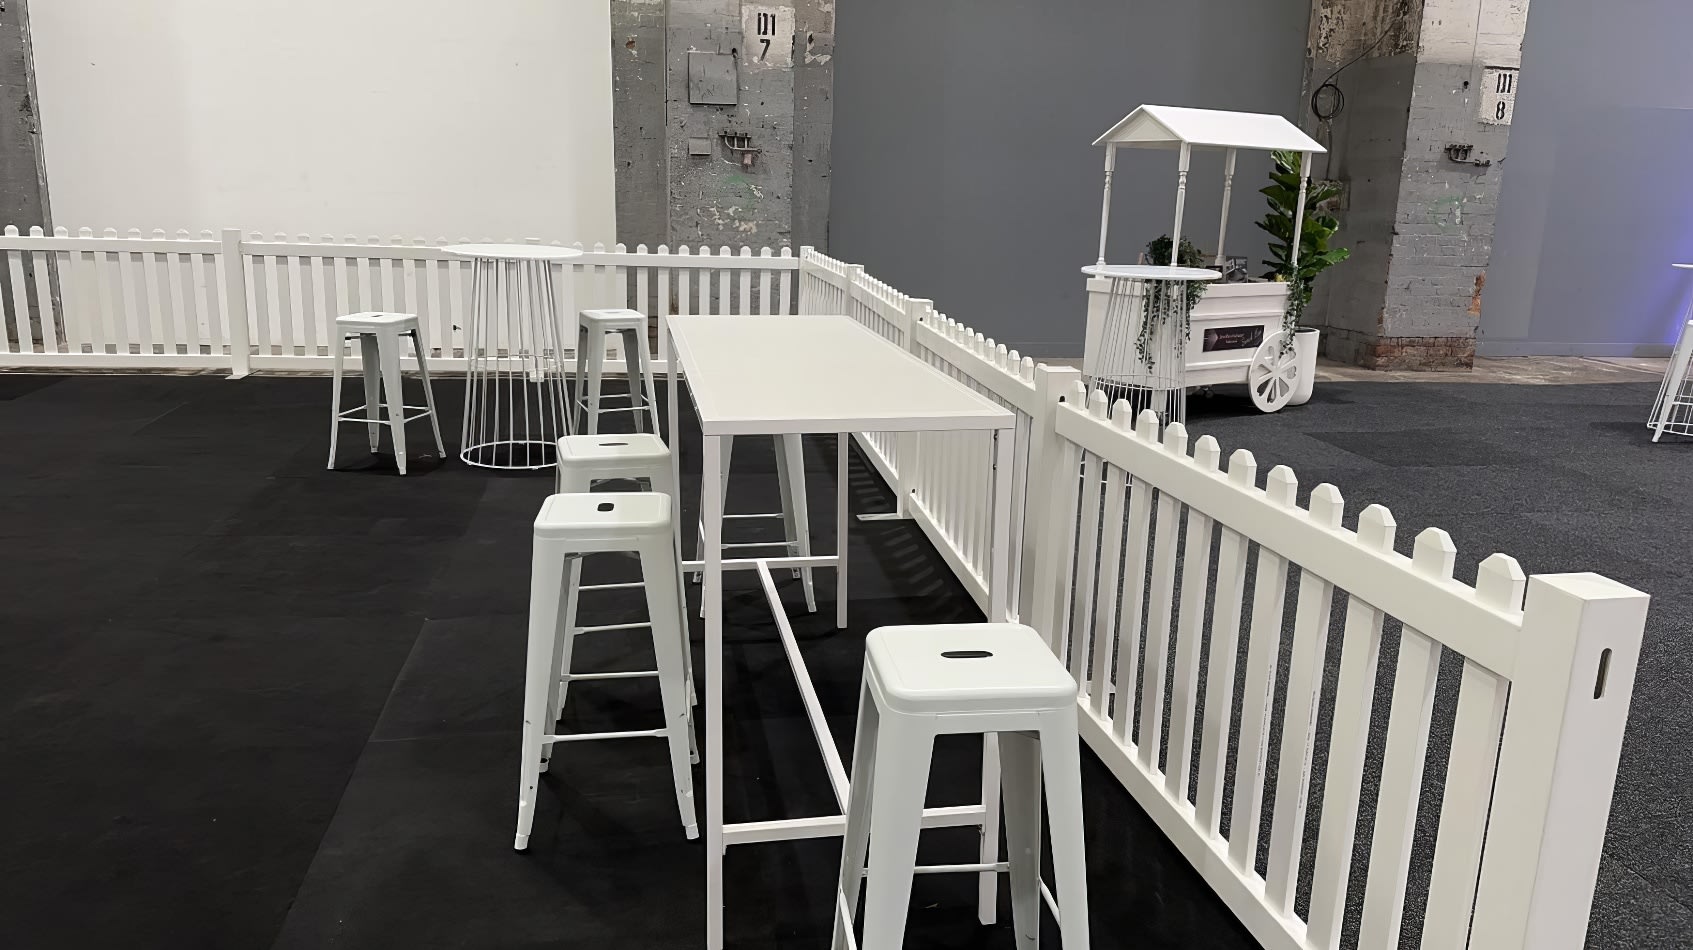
[29,0,615,244]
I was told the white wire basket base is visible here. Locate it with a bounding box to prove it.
[460,438,561,470]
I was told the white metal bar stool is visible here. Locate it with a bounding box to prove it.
[515,492,698,850]
[694,434,818,613]
[554,433,695,720]
[327,312,444,475]
[1650,317,1693,441]
[574,308,661,435]
[833,623,1088,950]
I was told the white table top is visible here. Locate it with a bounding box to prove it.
[1082,263,1221,281]
[667,314,1016,436]
[441,243,584,261]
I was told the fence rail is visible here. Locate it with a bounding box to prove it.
[0,226,799,375]
[796,247,1647,950]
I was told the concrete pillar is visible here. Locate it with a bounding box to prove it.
[1303,0,1529,370]
[0,0,51,348]
[609,0,834,252]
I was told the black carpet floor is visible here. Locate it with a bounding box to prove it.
[0,372,1685,949]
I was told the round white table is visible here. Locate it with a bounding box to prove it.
[443,244,584,470]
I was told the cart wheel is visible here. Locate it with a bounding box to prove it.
[1247,331,1300,413]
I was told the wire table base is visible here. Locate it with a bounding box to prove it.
[445,245,583,470]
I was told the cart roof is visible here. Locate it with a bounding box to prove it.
[1093,105,1325,153]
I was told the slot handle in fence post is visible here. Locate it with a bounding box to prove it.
[221,228,252,378]
[1468,573,1648,950]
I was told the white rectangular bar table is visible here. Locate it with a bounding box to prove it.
[663,314,1018,949]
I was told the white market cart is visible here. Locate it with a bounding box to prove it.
[1084,105,1327,412]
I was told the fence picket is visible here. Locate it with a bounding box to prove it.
[1111,411,1160,744]
[1086,409,1131,715]
[1228,464,1298,872]
[6,240,31,353]
[1306,504,1397,948]
[1359,528,1456,948]
[95,232,123,354]
[273,234,296,356]
[1264,484,1345,913]
[33,231,61,354]
[141,230,172,355]
[298,236,322,355]
[1137,419,1187,770]
[758,249,773,314]
[199,235,223,353]
[776,250,792,313]
[1419,554,1520,950]
[1194,450,1258,834]
[121,229,152,353]
[1165,435,1221,802]
[1068,393,1109,678]
[250,236,272,354]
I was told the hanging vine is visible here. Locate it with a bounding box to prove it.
[1135,236,1207,369]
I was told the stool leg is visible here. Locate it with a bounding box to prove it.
[860,717,935,950]
[639,538,699,839]
[327,333,346,470]
[585,330,607,435]
[516,535,570,851]
[776,434,818,612]
[1040,708,1091,950]
[379,332,409,475]
[621,328,646,433]
[833,677,881,950]
[999,730,1044,950]
[411,329,446,457]
[573,324,589,433]
[653,465,697,711]
[549,553,584,727]
[638,325,661,435]
[359,334,383,454]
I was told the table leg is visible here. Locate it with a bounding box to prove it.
[977,427,1016,924]
[836,432,849,630]
[703,433,725,950]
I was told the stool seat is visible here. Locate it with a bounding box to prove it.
[867,624,1076,715]
[536,491,670,541]
[557,432,670,466]
[579,307,648,331]
[337,311,419,332]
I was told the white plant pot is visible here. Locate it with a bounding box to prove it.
[1288,327,1320,406]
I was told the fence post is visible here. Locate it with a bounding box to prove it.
[220,228,252,378]
[1468,573,1647,949]
[1019,362,1083,623]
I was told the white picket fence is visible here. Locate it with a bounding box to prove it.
[0,226,799,374]
[0,230,1647,949]
[797,247,1647,949]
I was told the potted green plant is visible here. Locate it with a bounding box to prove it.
[1256,149,1348,404]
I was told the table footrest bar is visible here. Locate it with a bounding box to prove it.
[573,621,653,634]
[579,581,646,592]
[722,804,987,846]
[1040,879,1060,923]
[681,555,839,572]
[544,728,666,743]
[561,669,659,681]
[757,560,849,808]
[836,892,860,950]
[721,513,786,521]
[862,862,1009,876]
[717,541,796,550]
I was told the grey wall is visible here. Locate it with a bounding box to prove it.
[829,0,1311,356]
[1482,0,1693,357]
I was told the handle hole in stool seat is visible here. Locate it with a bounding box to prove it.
[597,502,616,512]
[599,441,629,447]
[941,650,994,659]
